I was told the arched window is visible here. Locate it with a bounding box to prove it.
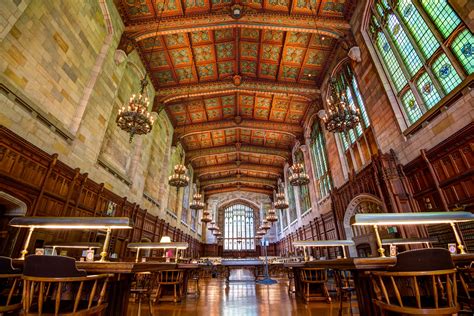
[223,204,255,250]
[368,0,472,126]
[286,169,298,224]
[333,63,376,173]
[295,150,311,214]
[310,121,332,198]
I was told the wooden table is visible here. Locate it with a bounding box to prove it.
[13,260,198,316]
[285,254,474,316]
[220,260,265,284]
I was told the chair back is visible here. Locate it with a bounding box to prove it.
[23,255,86,277]
[0,256,20,274]
[371,268,459,314]
[299,268,327,283]
[390,248,454,271]
[157,270,184,285]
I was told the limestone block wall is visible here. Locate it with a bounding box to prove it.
[0,0,200,239]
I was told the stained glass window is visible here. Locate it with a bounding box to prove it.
[294,150,311,214]
[310,122,331,198]
[223,204,255,250]
[181,179,191,224]
[369,0,472,127]
[287,168,298,223]
[190,183,197,230]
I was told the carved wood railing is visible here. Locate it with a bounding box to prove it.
[0,126,202,258]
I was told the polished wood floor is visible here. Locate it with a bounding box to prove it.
[128,269,358,316]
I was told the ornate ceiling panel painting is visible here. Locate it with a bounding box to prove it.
[116,0,354,196]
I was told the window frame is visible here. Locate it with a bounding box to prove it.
[366,0,471,133]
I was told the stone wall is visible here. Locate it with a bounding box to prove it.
[0,0,199,239]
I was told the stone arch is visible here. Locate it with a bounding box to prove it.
[0,191,28,256]
[0,191,28,216]
[343,194,384,257]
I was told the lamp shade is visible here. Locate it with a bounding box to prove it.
[350,211,474,226]
[292,240,354,248]
[160,236,172,243]
[9,216,133,229]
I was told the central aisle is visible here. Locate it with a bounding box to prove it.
[127,270,358,316]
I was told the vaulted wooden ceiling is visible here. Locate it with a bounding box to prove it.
[115,0,354,197]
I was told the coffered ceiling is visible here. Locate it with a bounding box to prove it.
[115,0,354,197]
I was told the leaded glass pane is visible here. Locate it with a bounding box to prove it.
[223,204,255,250]
[386,14,423,75]
[351,76,370,128]
[287,172,297,223]
[420,0,461,39]
[432,54,462,94]
[416,73,441,109]
[375,32,408,92]
[451,29,474,75]
[397,0,439,59]
[310,122,331,199]
[402,90,423,124]
[348,129,356,144]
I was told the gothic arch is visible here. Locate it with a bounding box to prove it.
[343,194,384,257]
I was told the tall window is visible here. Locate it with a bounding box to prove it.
[190,183,197,230]
[224,204,255,250]
[181,183,190,224]
[310,122,332,198]
[369,0,472,126]
[295,150,311,214]
[286,169,298,223]
[334,64,375,172]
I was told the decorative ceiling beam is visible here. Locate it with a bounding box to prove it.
[200,176,277,189]
[185,144,291,163]
[174,119,303,139]
[195,163,282,177]
[124,13,351,41]
[154,79,320,105]
[205,186,273,196]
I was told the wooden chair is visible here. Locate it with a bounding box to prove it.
[155,270,184,303]
[334,269,356,316]
[22,255,111,315]
[0,256,22,313]
[458,266,474,313]
[299,268,331,303]
[370,248,460,315]
[287,267,295,295]
[131,272,156,316]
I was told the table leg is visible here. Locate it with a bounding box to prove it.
[352,271,377,316]
[106,274,132,316]
[225,267,230,285]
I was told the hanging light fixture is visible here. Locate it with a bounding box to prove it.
[266,206,278,223]
[201,210,212,223]
[256,229,266,236]
[208,220,218,231]
[319,78,360,133]
[189,192,205,210]
[213,228,222,237]
[262,220,271,231]
[289,162,310,186]
[116,4,167,143]
[168,162,190,188]
[274,191,289,210]
[116,78,155,143]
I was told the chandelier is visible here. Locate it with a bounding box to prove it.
[319,78,360,133]
[201,210,212,223]
[266,206,278,223]
[289,163,310,186]
[168,163,190,188]
[256,229,266,236]
[190,193,205,210]
[262,220,271,231]
[213,228,222,237]
[116,78,155,143]
[208,220,218,231]
[274,191,288,210]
